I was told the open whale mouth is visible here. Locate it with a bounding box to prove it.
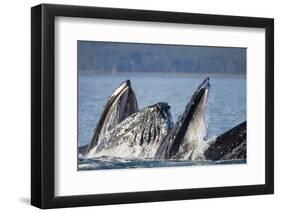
[155,77,210,159]
[87,80,138,153]
[110,80,139,123]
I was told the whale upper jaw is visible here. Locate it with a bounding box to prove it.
[154,77,210,160]
[87,80,138,153]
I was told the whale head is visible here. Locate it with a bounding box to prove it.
[90,102,173,159]
[155,77,210,160]
[87,80,138,153]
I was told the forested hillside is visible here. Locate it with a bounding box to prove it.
[78,41,246,74]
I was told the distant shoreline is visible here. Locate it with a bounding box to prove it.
[80,71,246,78]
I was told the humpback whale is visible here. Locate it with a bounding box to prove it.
[204,121,246,160]
[154,77,210,160]
[84,78,246,161]
[88,102,173,158]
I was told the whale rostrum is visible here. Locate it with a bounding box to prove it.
[84,78,246,161]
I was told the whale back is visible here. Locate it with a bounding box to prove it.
[204,121,246,160]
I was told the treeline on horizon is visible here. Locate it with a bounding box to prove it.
[78,41,246,74]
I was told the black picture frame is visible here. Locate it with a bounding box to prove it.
[31,3,274,209]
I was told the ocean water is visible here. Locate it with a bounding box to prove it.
[78,157,246,170]
[78,72,246,170]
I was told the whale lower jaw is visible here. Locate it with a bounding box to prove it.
[153,78,210,160]
[86,80,138,153]
[172,88,209,160]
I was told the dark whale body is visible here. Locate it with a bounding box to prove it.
[204,121,246,160]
